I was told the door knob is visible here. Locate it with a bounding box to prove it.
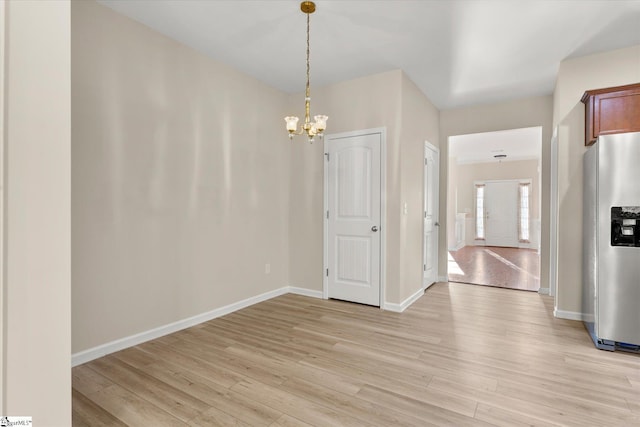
[371,226,378,232]
[435,222,440,227]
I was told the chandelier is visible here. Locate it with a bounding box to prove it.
[284,1,328,143]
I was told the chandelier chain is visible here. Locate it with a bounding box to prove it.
[305,11,311,122]
[306,11,310,97]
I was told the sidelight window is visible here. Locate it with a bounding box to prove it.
[518,182,531,242]
[475,184,485,240]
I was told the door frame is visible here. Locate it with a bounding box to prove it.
[323,127,387,309]
[549,127,558,298]
[423,141,440,290]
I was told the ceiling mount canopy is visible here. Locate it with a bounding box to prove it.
[300,1,315,14]
[284,1,328,143]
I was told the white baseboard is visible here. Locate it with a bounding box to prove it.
[438,275,448,283]
[384,287,425,313]
[288,286,323,299]
[538,287,550,295]
[71,285,322,367]
[423,281,437,291]
[554,309,583,321]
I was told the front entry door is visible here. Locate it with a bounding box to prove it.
[484,180,519,247]
[325,131,381,306]
[423,143,439,288]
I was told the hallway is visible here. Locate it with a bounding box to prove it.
[447,246,540,291]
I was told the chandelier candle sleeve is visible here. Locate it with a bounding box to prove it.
[285,116,299,132]
[284,1,328,142]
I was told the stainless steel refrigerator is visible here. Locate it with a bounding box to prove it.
[583,131,640,352]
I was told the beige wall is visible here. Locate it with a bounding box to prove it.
[288,70,439,305]
[553,45,640,126]
[439,95,553,290]
[3,1,71,424]
[447,156,459,248]
[451,159,541,247]
[399,76,440,298]
[553,44,640,315]
[72,1,290,353]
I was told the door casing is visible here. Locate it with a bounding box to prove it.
[423,141,440,289]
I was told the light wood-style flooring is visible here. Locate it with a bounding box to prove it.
[448,246,540,291]
[72,282,640,426]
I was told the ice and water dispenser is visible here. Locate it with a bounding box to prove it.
[611,206,640,247]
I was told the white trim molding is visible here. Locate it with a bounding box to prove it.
[424,281,437,291]
[554,309,583,321]
[384,287,425,313]
[72,286,322,367]
[288,286,324,299]
[549,127,559,299]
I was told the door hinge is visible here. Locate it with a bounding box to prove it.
[424,211,427,218]
[326,210,329,219]
[423,264,426,271]
[326,268,329,277]
[425,158,428,165]
[325,152,330,162]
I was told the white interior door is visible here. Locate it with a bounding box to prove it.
[484,181,518,247]
[423,143,439,288]
[325,132,381,306]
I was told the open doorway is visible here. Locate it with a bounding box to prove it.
[447,127,541,291]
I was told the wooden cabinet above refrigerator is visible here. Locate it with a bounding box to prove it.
[581,83,640,146]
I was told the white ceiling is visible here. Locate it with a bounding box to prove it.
[97,0,640,110]
[449,127,542,164]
